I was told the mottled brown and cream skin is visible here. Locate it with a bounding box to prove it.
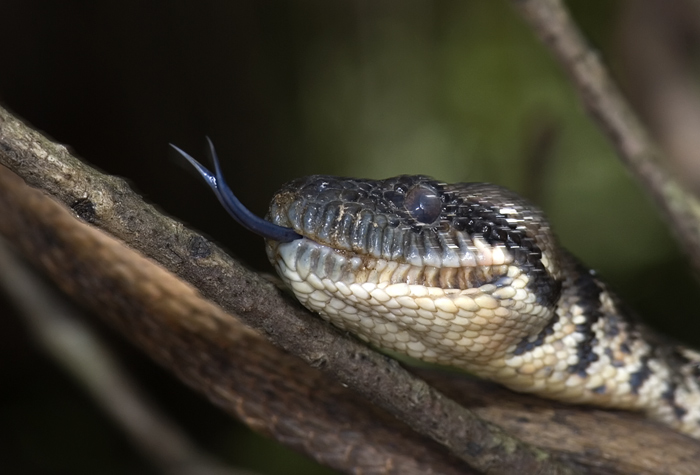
[265,175,700,438]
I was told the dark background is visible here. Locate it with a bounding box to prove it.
[0,1,698,474]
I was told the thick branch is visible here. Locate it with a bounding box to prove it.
[512,0,700,274]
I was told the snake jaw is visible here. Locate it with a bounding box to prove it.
[266,236,554,370]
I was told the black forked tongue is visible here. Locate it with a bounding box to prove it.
[170,138,302,243]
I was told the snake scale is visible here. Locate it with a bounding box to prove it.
[174,140,700,440]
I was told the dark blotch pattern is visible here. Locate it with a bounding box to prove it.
[565,266,604,377]
[662,383,688,419]
[592,385,607,394]
[513,312,560,356]
[444,187,560,308]
[628,356,653,394]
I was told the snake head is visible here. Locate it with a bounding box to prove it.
[263,174,564,368]
[267,175,561,289]
[175,142,566,373]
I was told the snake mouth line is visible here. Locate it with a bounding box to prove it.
[267,237,522,292]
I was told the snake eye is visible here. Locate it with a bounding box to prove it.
[404,185,441,224]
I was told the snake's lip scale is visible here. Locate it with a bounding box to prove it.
[181,138,700,440]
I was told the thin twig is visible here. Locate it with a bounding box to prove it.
[512,0,700,274]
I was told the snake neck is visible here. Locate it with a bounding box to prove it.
[541,253,700,434]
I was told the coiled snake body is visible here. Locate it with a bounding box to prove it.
[173,142,700,439]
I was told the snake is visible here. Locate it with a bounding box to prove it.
[172,139,700,439]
